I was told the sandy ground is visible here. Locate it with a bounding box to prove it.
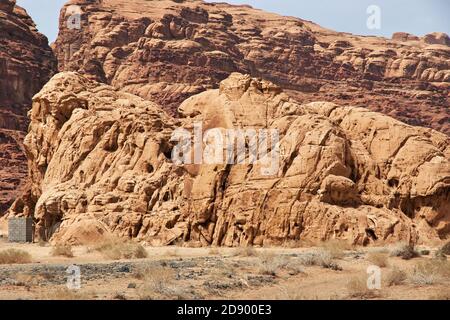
[0,235,448,300]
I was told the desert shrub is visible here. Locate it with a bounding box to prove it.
[409,268,437,285]
[233,246,258,257]
[408,259,450,286]
[138,265,190,299]
[113,292,127,300]
[346,275,380,299]
[390,243,419,260]
[0,249,32,264]
[256,252,289,276]
[367,252,389,268]
[13,273,35,287]
[441,241,450,255]
[90,239,147,260]
[385,266,407,286]
[434,249,447,260]
[284,261,305,276]
[51,245,74,258]
[141,266,174,295]
[298,249,342,271]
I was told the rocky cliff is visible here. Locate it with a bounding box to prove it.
[0,0,57,214]
[54,0,449,134]
[3,0,449,246]
[8,72,449,246]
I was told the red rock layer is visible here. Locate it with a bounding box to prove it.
[0,0,57,214]
[54,0,449,134]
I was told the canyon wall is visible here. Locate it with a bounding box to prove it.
[3,0,449,246]
[0,0,57,214]
[54,0,449,134]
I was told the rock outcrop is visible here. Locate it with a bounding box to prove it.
[9,72,449,246]
[0,0,57,214]
[54,0,449,134]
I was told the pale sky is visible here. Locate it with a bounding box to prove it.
[16,0,450,43]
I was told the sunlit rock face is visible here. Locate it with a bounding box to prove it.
[9,72,449,246]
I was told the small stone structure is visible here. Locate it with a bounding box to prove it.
[8,217,33,242]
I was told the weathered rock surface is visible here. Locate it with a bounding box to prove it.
[9,72,450,246]
[54,0,449,134]
[0,0,57,214]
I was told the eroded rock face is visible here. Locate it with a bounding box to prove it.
[54,0,449,134]
[9,72,449,246]
[0,0,57,214]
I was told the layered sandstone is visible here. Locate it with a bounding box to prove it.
[0,0,57,214]
[54,0,449,134]
[8,72,449,246]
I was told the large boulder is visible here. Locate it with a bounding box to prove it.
[9,72,450,246]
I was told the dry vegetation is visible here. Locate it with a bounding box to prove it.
[0,240,448,300]
[256,252,289,276]
[408,259,450,286]
[0,249,32,264]
[298,249,343,271]
[88,239,147,260]
[441,241,450,255]
[136,265,189,300]
[390,243,420,260]
[346,274,380,299]
[385,266,407,287]
[51,245,74,258]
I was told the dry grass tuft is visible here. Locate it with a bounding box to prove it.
[367,252,389,268]
[89,239,147,260]
[439,241,450,255]
[137,265,189,300]
[233,246,258,257]
[346,275,380,299]
[385,266,407,286]
[409,259,450,286]
[256,252,289,276]
[298,249,342,271]
[390,243,419,260]
[0,249,32,264]
[51,245,74,258]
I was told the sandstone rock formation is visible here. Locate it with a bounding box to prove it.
[54,0,449,134]
[0,0,57,214]
[9,72,449,246]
